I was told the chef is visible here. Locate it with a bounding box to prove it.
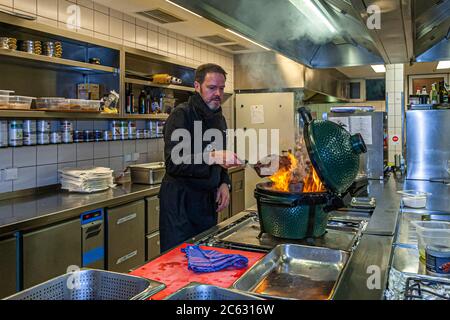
[159,63,241,252]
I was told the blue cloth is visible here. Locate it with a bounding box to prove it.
[181,245,249,273]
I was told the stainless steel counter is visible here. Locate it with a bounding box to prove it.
[0,184,160,237]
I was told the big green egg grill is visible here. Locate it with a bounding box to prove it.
[255,107,367,240]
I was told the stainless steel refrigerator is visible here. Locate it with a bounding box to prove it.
[406,110,450,180]
[324,111,387,180]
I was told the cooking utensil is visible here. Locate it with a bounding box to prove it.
[232,244,349,300]
[165,282,263,300]
[3,269,165,300]
[129,162,165,185]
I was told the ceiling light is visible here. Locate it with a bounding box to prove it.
[165,0,203,18]
[437,60,450,69]
[371,65,386,73]
[225,29,270,51]
[289,0,336,34]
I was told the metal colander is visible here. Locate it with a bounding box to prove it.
[165,283,263,300]
[4,269,165,300]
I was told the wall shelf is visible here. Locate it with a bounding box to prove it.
[0,48,118,75]
[0,110,169,120]
[125,77,195,92]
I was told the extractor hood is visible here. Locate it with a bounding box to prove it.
[234,51,349,102]
[170,0,450,67]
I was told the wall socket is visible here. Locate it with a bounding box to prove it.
[2,168,18,181]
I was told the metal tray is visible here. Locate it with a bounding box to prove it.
[4,269,165,300]
[232,244,349,300]
[212,215,358,252]
[165,282,264,300]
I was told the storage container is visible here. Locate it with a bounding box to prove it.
[398,190,430,208]
[35,97,69,110]
[411,221,450,260]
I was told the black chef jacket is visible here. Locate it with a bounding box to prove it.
[159,93,231,252]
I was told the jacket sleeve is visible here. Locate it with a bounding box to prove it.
[220,167,231,189]
[163,107,211,178]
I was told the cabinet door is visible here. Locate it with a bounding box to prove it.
[218,207,230,223]
[0,237,16,298]
[146,232,160,261]
[231,170,245,216]
[23,219,81,289]
[107,200,145,272]
[145,196,160,234]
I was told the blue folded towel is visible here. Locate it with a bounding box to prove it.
[181,245,249,273]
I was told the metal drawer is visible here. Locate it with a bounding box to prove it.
[231,170,245,216]
[0,237,16,298]
[22,219,82,289]
[145,196,160,234]
[107,200,145,273]
[146,232,160,261]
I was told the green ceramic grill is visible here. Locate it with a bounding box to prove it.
[255,107,367,239]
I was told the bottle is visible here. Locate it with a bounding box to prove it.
[444,83,449,104]
[420,86,428,104]
[151,95,160,113]
[138,90,146,114]
[146,90,152,114]
[126,83,134,114]
[430,83,438,104]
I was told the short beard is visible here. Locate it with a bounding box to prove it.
[199,88,221,110]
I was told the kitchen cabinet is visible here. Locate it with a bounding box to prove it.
[106,200,145,272]
[146,232,161,261]
[231,170,245,216]
[145,196,161,260]
[0,237,16,298]
[22,219,81,289]
[146,196,160,234]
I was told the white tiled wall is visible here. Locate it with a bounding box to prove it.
[0,120,164,193]
[386,64,404,163]
[0,0,234,91]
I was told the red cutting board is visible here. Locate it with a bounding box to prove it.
[129,243,265,300]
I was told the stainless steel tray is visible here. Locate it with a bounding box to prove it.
[232,244,349,300]
[4,269,165,300]
[165,282,264,300]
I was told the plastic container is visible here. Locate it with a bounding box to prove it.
[397,190,430,208]
[4,95,34,109]
[68,99,89,110]
[35,97,68,110]
[411,221,450,260]
[86,100,100,111]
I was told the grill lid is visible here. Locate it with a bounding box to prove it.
[299,107,367,195]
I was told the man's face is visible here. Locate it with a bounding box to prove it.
[195,72,226,110]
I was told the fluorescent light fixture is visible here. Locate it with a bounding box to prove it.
[437,60,450,69]
[165,0,203,18]
[226,29,270,51]
[371,64,386,73]
[289,0,336,34]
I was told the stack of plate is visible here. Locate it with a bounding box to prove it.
[43,41,62,57]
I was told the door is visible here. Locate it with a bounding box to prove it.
[145,196,159,234]
[0,237,16,298]
[22,219,81,289]
[231,170,245,216]
[235,92,295,208]
[107,200,145,272]
[146,232,160,261]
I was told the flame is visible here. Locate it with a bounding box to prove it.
[269,153,297,192]
[302,167,326,193]
[269,152,325,193]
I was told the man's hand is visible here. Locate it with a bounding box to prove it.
[216,183,230,213]
[208,150,242,169]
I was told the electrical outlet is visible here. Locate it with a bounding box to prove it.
[2,168,18,181]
